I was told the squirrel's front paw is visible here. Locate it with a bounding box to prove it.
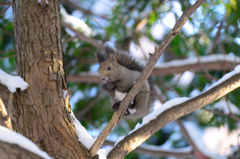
[112,102,120,112]
[106,82,115,90]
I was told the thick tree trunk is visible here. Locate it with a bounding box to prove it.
[11,0,90,158]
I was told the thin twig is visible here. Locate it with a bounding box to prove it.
[0,50,15,54]
[62,0,109,20]
[178,34,215,81]
[0,2,11,6]
[61,21,105,50]
[0,4,10,17]
[75,89,104,119]
[176,119,208,159]
[204,108,240,122]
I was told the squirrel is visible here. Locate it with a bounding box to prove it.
[96,46,155,120]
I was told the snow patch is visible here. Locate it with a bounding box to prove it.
[70,112,107,158]
[0,69,29,93]
[60,6,94,37]
[0,126,52,159]
[129,97,189,134]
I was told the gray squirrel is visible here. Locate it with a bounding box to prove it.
[96,46,155,120]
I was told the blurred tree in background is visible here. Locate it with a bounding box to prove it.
[1,0,240,158]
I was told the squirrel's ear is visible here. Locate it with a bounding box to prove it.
[96,51,106,64]
[105,46,115,55]
[108,54,119,67]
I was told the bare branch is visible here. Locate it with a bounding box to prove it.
[62,0,109,20]
[66,58,239,84]
[0,4,10,17]
[0,140,44,159]
[0,2,11,6]
[61,21,105,50]
[104,140,196,158]
[89,0,206,157]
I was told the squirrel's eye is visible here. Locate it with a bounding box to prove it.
[107,67,111,71]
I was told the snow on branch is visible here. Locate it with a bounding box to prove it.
[60,6,95,37]
[155,54,240,68]
[108,64,240,158]
[67,54,240,84]
[69,111,108,159]
[0,69,29,93]
[0,125,52,159]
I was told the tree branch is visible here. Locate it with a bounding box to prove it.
[104,139,196,158]
[89,0,206,157]
[107,71,240,158]
[66,59,239,83]
[0,140,43,159]
[61,21,105,50]
[62,0,109,20]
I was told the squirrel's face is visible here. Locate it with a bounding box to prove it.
[98,54,120,84]
[98,60,119,84]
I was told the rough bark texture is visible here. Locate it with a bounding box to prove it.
[0,140,43,159]
[11,0,90,158]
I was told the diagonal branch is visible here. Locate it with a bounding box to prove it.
[107,69,240,158]
[89,0,206,157]
[104,139,196,158]
[61,21,105,50]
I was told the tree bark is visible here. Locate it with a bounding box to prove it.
[11,0,90,158]
[0,140,43,159]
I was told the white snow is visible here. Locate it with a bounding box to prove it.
[155,54,240,68]
[0,126,52,159]
[70,112,97,149]
[70,112,107,159]
[114,90,127,101]
[206,64,240,91]
[212,99,240,115]
[0,69,29,93]
[60,6,94,37]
